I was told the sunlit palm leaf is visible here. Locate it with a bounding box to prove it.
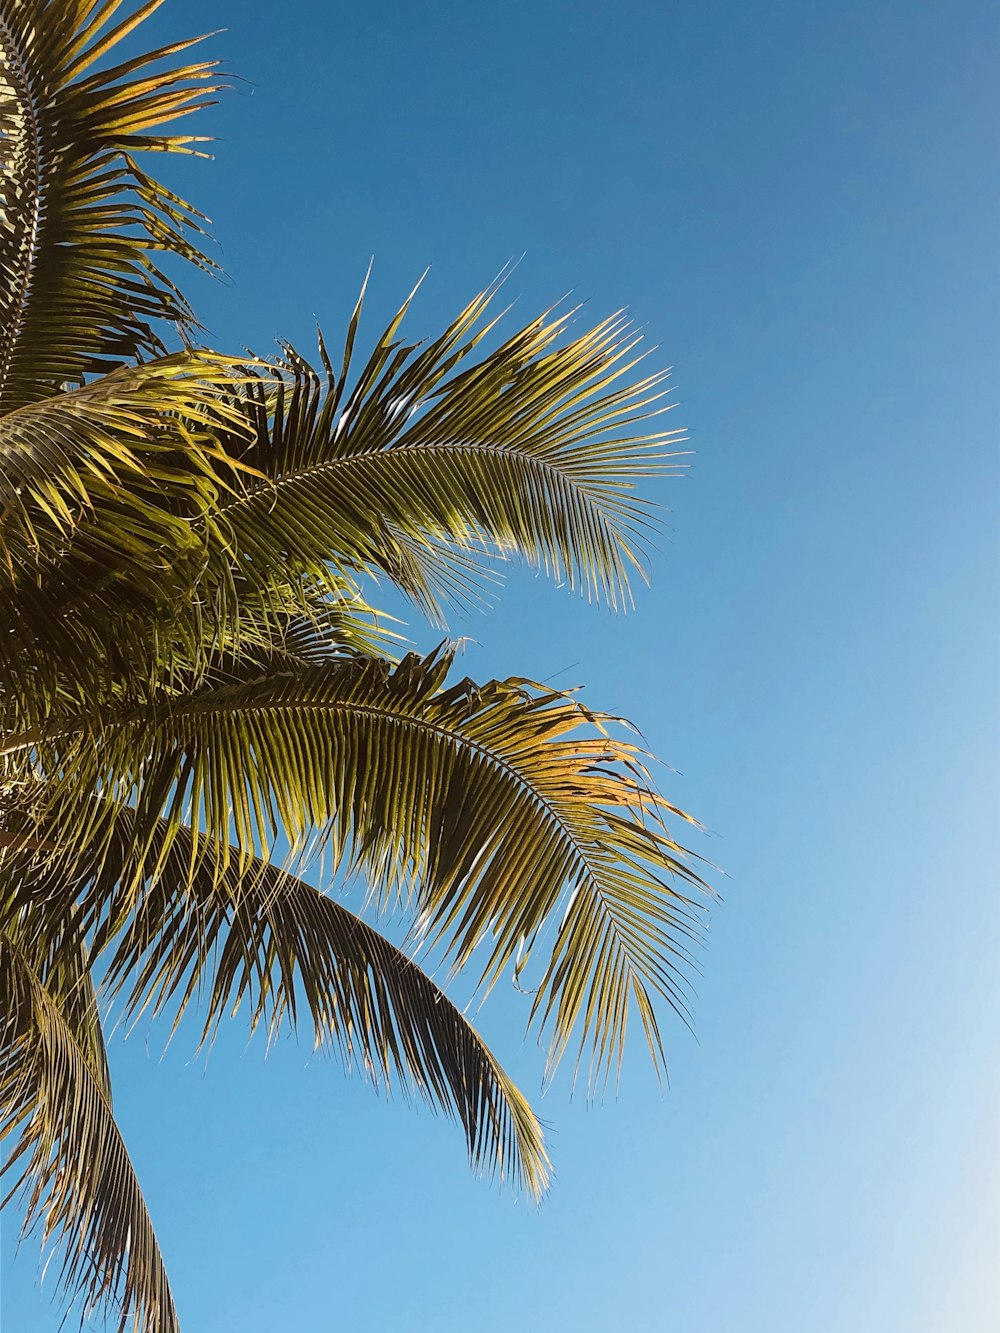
[214,282,688,613]
[0,352,247,584]
[0,349,257,726]
[0,571,399,752]
[6,907,112,1098]
[201,588,405,675]
[33,647,708,1086]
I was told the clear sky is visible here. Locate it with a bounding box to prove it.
[4,1,999,1330]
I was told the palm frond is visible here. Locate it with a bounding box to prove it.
[0,564,401,748]
[202,587,406,675]
[5,906,112,1098]
[0,349,261,726]
[214,282,688,612]
[33,647,709,1087]
[0,930,177,1333]
[0,351,247,587]
[69,814,549,1199]
[0,0,222,409]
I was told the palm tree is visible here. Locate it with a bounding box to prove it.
[0,1,710,1329]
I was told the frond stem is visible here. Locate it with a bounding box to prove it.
[218,437,678,519]
[0,8,44,404]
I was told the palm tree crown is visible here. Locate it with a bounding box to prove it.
[0,3,710,1330]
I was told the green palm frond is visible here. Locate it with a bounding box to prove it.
[65,813,549,1199]
[0,0,222,410]
[6,907,112,1098]
[0,352,247,586]
[0,565,397,745]
[214,281,688,613]
[30,647,708,1087]
[202,588,406,674]
[0,349,258,724]
[1,931,177,1333]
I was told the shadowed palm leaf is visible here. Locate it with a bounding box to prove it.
[1,931,178,1333]
[84,814,550,1199]
[0,2,712,1331]
[0,0,221,409]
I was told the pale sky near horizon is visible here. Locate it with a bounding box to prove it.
[3,1,998,1330]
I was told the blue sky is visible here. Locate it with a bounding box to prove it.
[4,1,999,1329]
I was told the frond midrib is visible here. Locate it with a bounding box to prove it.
[219,437,657,522]
[0,7,45,401]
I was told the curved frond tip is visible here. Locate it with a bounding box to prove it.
[84,821,551,1200]
[1,932,178,1333]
